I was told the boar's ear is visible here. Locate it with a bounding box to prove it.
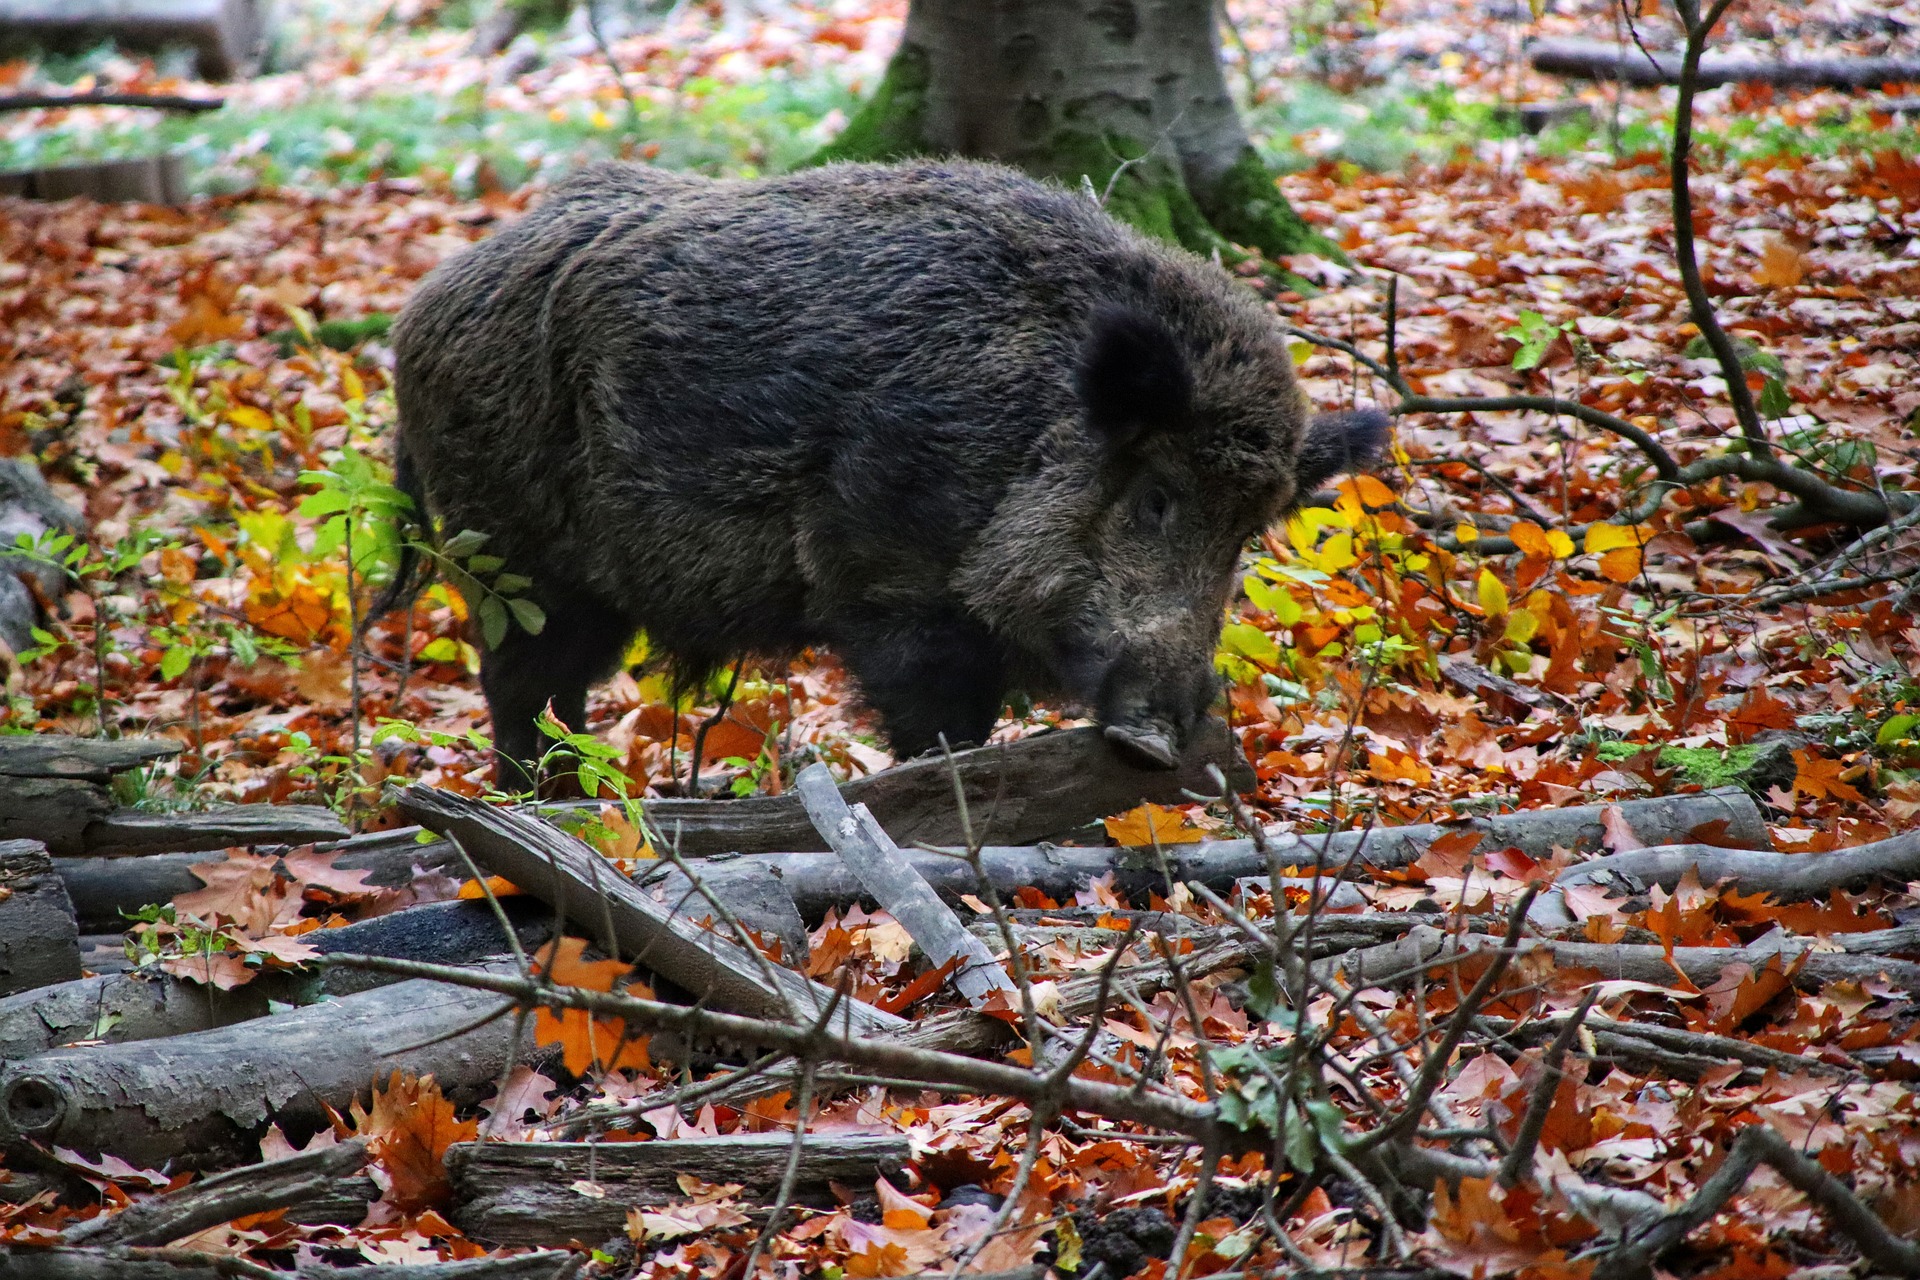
[1296,408,1391,496]
[1076,306,1194,450]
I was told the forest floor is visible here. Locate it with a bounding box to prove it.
[3,0,1920,1276]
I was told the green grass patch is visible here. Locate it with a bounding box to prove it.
[0,73,858,194]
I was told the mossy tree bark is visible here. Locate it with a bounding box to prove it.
[814,0,1333,261]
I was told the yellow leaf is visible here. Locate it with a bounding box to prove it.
[1287,339,1312,365]
[1319,532,1357,571]
[1584,523,1651,554]
[228,405,273,432]
[1545,529,1576,558]
[1454,522,1480,543]
[1504,607,1539,644]
[1476,569,1509,618]
[1598,546,1643,582]
[341,364,366,404]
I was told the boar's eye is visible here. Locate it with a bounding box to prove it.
[1133,482,1175,532]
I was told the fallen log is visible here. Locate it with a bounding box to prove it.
[446,1133,911,1247]
[0,967,526,1169]
[1554,829,1920,899]
[795,763,1015,1009]
[1315,926,1920,993]
[55,832,466,932]
[0,1249,582,1279]
[1528,36,1920,89]
[395,786,903,1038]
[65,1138,370,1246]
[551,719,1253,856]
[0,0,271,81]
[0,898,555,1057]
[0,92,226,112]
[640,788,1764,923]
[1,731,345,854]
[81,805,348,856]
[0,839,82,996]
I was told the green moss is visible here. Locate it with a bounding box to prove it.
[808,41,932,165]
[1196,147,1343,262]
[1593,741,1774,791]
[265,313,394,355]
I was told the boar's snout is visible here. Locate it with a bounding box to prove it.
[1095,644,1220,772]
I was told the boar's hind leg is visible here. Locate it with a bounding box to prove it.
[479,596,633,793]
[840,614,1008,762]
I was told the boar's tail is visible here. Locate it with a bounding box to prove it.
[368,436,432,623]
[1297,407,1392,499]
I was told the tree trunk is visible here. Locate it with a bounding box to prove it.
[817,0,1328,260]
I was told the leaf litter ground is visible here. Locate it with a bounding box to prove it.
[3,0,1920,1275]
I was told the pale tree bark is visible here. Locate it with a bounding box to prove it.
[817,0,1331,260]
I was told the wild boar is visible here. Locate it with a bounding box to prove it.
[383,159,1386,785]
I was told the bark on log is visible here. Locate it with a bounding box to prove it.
[447,1133,911,1246]
[1528,37,1920,89]
[640,789,1764,923]
[0,92,225,112]
[0,839,83,996]
[0,153,190,205]
[81,805,348,856]
[0,968,526,1169]
[0,0,270,81]
[0,1250,581,1279]
[1316,926,1920,993]
[550,719,1253,857]
[0,899,555,1057]
[794,764,1015,1009]
[0,458,84,657]
[65,1138,370,1246]
[395,786,904,1038]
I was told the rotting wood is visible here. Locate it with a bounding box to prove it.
[446,1133,910,1247]
[0,92,226,112]
[0,839,83,996]
[64,1138,370,1246]
[0,152,190,204]
[0,966,527,1170]
[795,763,1016,1009]
[395,785,903,1038]
[549,719,1254,856]
[1529,36,1920,90]
[0,1249,582,1279]
[0,898,556,1057]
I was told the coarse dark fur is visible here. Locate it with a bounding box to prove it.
[384,159,1386,784]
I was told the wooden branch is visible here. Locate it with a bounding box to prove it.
[550,719,1253,856]
[1530,37,1920,90]
[0,92,225,112]
[0,840,82,996]
[65,1139,370,1246]
[1594,1124,1920,1280]
[446,1134,910,1247]
[0,968,526,1169]
[1487,1010,1857,1079]
[643,789,1768,922]
[0,1248,582,1279]
[794,763,1015,1009]
[394,785,903,1038]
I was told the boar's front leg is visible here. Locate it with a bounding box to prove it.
[478,596,632,793]
[838,612,1009,762]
